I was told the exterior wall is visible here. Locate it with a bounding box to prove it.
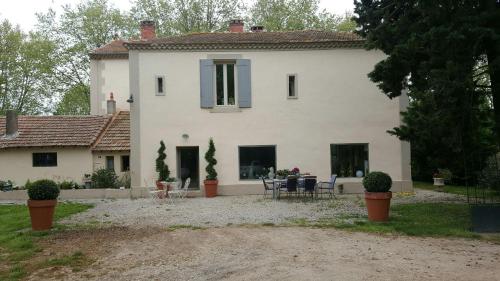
[0,148,93,186]
[130,49,412,193]
[90,58,130,115]
[92,151,130,178]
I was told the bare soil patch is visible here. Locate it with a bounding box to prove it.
[25,226,500,281]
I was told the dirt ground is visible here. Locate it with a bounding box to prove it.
[27,226,500,281]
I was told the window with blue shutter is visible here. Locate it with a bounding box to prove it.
[200,59,214,108]
[237,59,252,108]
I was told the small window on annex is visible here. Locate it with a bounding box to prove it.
[156,76,165,96]
[239,146,276,180]
[330,144,369,178]
[121,155,130,172]
[105,156,115,171]
[32,153,57,167]
[287,74,297,98]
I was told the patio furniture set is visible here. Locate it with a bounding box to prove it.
[262,175,337,200]
[148,178,191,204]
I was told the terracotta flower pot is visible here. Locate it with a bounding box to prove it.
[27,200,57,231]
[204,180,218,198]
[365,192,392,222]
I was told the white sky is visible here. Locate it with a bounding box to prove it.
[0,0,354,31]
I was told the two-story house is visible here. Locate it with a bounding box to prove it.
[90,20,412,195]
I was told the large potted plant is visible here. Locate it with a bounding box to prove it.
[27,179,60,230]
[363,171,392,222]
[204,138,218,197]
[155,140,171,190]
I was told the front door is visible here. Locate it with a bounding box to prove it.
[177,147,199,189]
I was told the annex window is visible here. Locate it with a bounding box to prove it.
[215,62,236,106]
[287,74,297,98]
[106,156,115,171]
[331,144,369,178]
[239,146,276,180]
[32,153,57,167]
[155,76,165,96]
[121,155,130,172]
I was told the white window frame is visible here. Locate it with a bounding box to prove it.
[287,74,298,99]
[214,62,238,107]
[155,75,165,96]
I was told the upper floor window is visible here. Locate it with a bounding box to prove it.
[287,74,298,98]
[215,62,236,106]
[155,76,165,96]
[33,153,57,167]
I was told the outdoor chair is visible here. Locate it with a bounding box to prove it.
[302,176,317,199]
[144,178,167,204]
[317,174,337,199]
[284,176,298,198]
[261,177,274,198]
[169,178,191,201]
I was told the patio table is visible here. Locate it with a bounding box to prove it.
[272,178,306,200]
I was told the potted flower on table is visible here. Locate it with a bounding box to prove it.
[27,179,60,230]
[363,171,392,222]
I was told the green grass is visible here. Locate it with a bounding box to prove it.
[0,202,93,280]
[414,181,500,198]
[290,203,500,242]
[165,224,205,231]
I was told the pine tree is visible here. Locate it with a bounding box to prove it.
[204,138,218,180]
[155,140,170,181]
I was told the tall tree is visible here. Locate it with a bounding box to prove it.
[36,0,135,115]
[0,19,56,115]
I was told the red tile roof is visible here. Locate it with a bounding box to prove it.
[92,111,130,151]
[0,115,111,149]
[90,39,129,59]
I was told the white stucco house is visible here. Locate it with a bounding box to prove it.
[89,20,412,195]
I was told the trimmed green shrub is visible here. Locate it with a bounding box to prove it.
[27,179,60,200]
[362,171,392,192]
[91,168,117,189]
[58,180,79,190]
[156,140,171,181]
[204,138,218,180]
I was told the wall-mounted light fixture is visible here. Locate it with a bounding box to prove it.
[126,94,134,103]
[182,133,189,139]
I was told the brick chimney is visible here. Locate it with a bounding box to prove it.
[107,92,116,115]
[140,20,156,40]
[229,19,244,32]
[5,110,18,136]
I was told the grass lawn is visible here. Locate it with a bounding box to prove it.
[414,181,500,199]
[0,202,93,280]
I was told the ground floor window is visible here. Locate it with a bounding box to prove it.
[121,155,130,171]
[32,152,57,167]
[239,146,276,180]
[331,144,369,177]
[106,156,115,171]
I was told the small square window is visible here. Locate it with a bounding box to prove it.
[32,153,57,167]
[287,74,298,98]
[155,76,165,96]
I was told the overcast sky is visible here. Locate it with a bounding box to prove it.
[0,0,355,31]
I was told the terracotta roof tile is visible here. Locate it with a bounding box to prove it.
[90,39,128,59]
[92,111,130,151]
[0,115,111,149]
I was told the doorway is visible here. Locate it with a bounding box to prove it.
[177,147,200,189]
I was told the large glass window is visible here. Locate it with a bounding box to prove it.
[331,144,369,177]
[215,62,236,106]
[32,153,57,167]
[239,146,276,180]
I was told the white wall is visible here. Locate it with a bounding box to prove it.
[0,148,93,186]
[90,58,130,115]
[130,49,411,191]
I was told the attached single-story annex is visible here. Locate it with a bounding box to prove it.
[0,109,130,187]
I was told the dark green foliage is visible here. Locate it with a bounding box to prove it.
[27,179,60,200]
[362,171,392,192]
[156,140,170,181]
[354,0,500,182]
[204,138,218,180]
[58,180,79,190]
[91,168,117,189]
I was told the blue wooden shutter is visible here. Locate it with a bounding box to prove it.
[237,59,252,108]
[200,59,214,108]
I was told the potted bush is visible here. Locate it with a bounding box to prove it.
[363,171,392,222]
[27,179,60,230]
[155,140,171,191]
[433,172,445,186]
[204,138,218,197]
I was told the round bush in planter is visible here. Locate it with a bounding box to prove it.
[27,179,60,230]
[362,172,392,222]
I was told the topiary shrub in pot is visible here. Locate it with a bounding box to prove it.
[362,171,392,222]
[204,138,218,197]
[27,179,60,230]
